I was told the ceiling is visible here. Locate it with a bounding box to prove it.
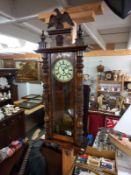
[0,0,131,53]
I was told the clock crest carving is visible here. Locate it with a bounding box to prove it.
[36,9,88,147]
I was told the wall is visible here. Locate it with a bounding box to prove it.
[83,55,131,94]
[16,82,43,99]
[16,55,131,99]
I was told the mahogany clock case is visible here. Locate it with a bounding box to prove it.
[36,6,88,146]
[37,45,87,146]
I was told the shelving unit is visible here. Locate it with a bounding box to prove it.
[97,80,122,84]
[0,68,18,104]
[96,78,123,95]
[97,90,120,93]
[0,109,25,149]
[0,68,25,148]
[96,77,123,112]
[69,146,116,175]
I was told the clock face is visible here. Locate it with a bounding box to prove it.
[53,59,73,82]
[127,83,131,90]
[105,71,113,80]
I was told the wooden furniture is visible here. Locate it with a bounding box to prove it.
[41,140,74,175]
[69,146,116,175]
[109,134,131,174]
[96,79,123,95]
[0,68,18,103]
[96,78,123,109]
[96,76,131,107]
[88,111,120,137]
[14,99,44,115]
[14,99,44,132]
[109,134,131,156]
[36,8,88,147]
[0,110,25,149]
[0,144,27,175]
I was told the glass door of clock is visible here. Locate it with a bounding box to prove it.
[51,53,75,138]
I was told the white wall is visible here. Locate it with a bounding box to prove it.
[83,55,131,76]
[28,83,43,95]
[16,82,43,99]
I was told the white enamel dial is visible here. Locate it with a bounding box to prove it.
[53,59,73,82]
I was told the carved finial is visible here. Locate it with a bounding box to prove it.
[38,30,47,49]
[75,25,84,46]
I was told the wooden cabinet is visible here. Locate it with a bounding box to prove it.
[96,78,123,111]
[0,68,18,104]
[88,112,105,137]
[88,111,120,137]
[0,110,25,149]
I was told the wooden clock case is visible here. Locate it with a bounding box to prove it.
[36,9,87,147]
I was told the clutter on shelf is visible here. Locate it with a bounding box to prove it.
[0,104,20,120]
[89,65,131,116]
[93,127,116,152]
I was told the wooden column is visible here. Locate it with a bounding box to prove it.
[42,54,52,139]
[62,148,74,175]
[74,52,84,147]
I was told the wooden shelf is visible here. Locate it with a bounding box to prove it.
[124,80,131,82]
[97,90,120,93]
[124,102,131,105]
[73,162,116,175]
[109,134,131,156]
[98,80,122,84]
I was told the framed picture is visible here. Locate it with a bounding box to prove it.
[15,60,40,82]
[22,94,40,99]
[19,101,39,109]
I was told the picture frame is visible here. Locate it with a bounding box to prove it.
[22,94,40,99]
[15,60,40,82]
[19,101,39,109]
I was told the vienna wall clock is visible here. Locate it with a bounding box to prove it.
[36,8,87,147]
